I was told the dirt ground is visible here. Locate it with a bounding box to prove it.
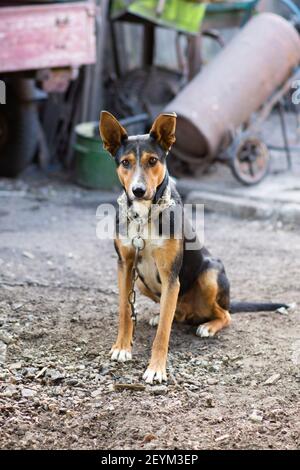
[0,177,299,450]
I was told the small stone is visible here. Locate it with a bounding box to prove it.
[1,385,18,397]
[21,388,37,398]
[197,359,209,368]
[150,385,168,396]
[0,340,7,364]
[142,433,157,444]
[12,303,23,311]
[249,410,263,423]
[206,397,215,408]
[66,379,79,386]
[46,369,65,383]
[91,388,102,398]
[215,434,230,442]
[99,364,110,376]
[23,251,35,260]
[0,331,13,344]
[8,361,22,370]
[188,384,199,391]
[207,378,219,385]
[23,367,38,378]
[263,373,281,385]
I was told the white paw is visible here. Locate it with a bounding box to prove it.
[110,348,132,362]
[143,366,167,384]
[149,315,160,327]
[196,324,215,338]
[276,302,297,315]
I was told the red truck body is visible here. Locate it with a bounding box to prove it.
[0,1,96,73]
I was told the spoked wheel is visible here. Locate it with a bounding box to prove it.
[230,135,270,185]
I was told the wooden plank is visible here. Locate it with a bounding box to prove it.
[0,1,96,73]
[88,0,109,120]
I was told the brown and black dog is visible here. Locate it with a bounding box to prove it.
[99,111,290,384]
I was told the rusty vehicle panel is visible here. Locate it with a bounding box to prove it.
[0,1,96,73]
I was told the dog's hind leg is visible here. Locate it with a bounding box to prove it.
[196,303,231,338]
[194,269,231,338]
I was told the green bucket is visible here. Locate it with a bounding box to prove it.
[74,122,120,190]
[74,115,149,190]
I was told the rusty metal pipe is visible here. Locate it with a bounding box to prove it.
[165,13,300,163]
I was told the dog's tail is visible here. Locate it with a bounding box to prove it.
[230,301,296,314]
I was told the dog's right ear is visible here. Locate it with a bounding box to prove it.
[99,111,128,156]
[150,113,177,152]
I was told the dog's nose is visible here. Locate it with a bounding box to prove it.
[132,184,146,199]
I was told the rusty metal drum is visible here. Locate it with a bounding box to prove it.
[165,13,300,166]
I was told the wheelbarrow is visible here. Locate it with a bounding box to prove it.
[165,9,300,185]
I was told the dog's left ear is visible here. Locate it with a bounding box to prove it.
[150,113,177,151]
[99,111,128,156]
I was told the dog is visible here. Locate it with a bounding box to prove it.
[99,111,291,384]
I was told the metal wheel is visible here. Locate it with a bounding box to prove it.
[230,135,270,185]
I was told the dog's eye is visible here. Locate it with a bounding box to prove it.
[121,159,130,168]
[149,157,158,167]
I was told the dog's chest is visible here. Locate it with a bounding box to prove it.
[124,223,162,294]
[137,243,161,294]
[120,200,165,294]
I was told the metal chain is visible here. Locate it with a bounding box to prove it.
[128,222,145,337]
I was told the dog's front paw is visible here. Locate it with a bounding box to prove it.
[110,345,132,362]
[143,364,167,384]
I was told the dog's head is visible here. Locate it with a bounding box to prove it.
[99,111,176,202]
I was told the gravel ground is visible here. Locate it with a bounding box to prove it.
[0,177,299,450]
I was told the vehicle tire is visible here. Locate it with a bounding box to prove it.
[230,134,270,186]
